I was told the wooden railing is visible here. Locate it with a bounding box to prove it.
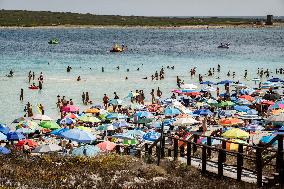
[141,134,284,188]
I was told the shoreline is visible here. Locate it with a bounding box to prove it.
[1,23,284,29]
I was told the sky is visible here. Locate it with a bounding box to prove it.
[0,0,283,16]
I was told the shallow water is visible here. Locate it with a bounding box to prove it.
[0,27,284,124]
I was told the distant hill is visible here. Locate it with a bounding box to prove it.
[0,10,280,27]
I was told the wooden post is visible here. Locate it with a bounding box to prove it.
[136,149,141,158]
[218,141,226,178]
[125,146,130,155]
[187,142,191,165]
[237,144,243,181]
[256,147,263,187]
[145,143,149,153]
[116,145,120,155]
[161,136,165,158]
[207,136,212,158]
[168,149,172,157]
[180,146,185,157]
[193,134,198,153]
[202,146,207,174]
[174,138,178,161]
[277,135,284,185]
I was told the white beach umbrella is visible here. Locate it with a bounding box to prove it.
[33,143,62,153]
[33,114,53,121]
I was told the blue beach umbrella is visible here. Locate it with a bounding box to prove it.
[246,109,258,115]
[193,109,213,116]
[200,81,216,85]
[245,124,264,131]
[0,132,7,141]
[260,135,277,144]
[112,120,129,127]
[0,146,11,155]
[273,126,284,135]
[164,107,181,116]
[134,111,154,118]
[61,129,96,143]
[16,127,36,134]
[60,118,76,125]
[72,145,101,157]
[143,132,161,141]
[105,113,128,120]
[113,130,145,140]
[235,98,252,106]
[234,105,251,112]
[217,80,233,85]
[50,127,69,136]
[267,78,284,83]
[7,132,25,140]
[0,124,10,135]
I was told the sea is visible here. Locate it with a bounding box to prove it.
[0,27,284,124]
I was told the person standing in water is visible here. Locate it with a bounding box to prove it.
[103,94,109,109]
[85,92,90,105]
[150,89,155,104]
[82,92,85,104]
[20,88,24,101]
[157,87,162,98]
[32,72,35,81]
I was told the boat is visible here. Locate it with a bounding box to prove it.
[218,43,230,49]
[48,39,59,44]
[110,44,125,52]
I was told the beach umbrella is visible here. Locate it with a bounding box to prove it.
[164,107,181,116]
[181,83,198,89]
[0,132,7,141]
[260,135,277,144]
[32,114,53,121]
[202,86,216,92]
[97,141,116,152]
[217,80,233,85]
[0,146,11,155]
[78,115,100,123]
[17,120,38,129]
[96,124,116,131]
[219,118,244,126]
[239,95,255,102]
[206,99,218,106]
[33,144,62,153]
[72,145,101,157]
[267,78,284,82]
[84,108,100,114]
[234,105,251,112]
[12,117,25,123]
[273,126,284,135]
[200,81,216,85]
[193,109,213,116]
[226,139,247,151]
[271,109,284,115]
[143,132,161,141]
[263,93,281,101]
[105,113,128,120]
[222,128,249,139]
[268,102,284,110]
[218,101,235,107]
[50,127,69,136]
[112,120,129,127]
[246,109,258,115]
[240,88,255,95]
[7,132,25,140]
[61,129,96,143]
[16,127,36,134]
[62,105,80,113]
[76,126,92,132]
[261,100,275,106]
[245,124,264,131]
[134,111,154,118]
[39,121,60,130]
[235,98,252,106]
[173,117,200,126]
[113,130,145,140]
[0,124,10,135]
[16,139,38,148]
[109,99,123,105]
[60,118,76,125]
[267,114,284,123]
[65,113,79,119]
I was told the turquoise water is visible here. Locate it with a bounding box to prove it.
[0,27,283,123]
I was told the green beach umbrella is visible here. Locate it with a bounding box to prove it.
[39,121,60,130]
[218,101,235,107]
[79,115,101,123]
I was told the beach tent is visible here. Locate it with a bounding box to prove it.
[72,145,100,157]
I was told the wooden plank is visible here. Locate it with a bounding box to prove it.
[202,146,207,174]
[207,136,212,158]
[256,148,263,187]
[174,138,178,160]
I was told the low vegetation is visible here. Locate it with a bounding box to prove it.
[0,152,259,189]
[0,10,277,27]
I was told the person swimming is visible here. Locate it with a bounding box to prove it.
[77,76,81,81]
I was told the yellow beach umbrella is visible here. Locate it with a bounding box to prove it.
[222,128,249,139]
[85,108,100,114]
[76,126,92,132]
[226,139,247,151]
